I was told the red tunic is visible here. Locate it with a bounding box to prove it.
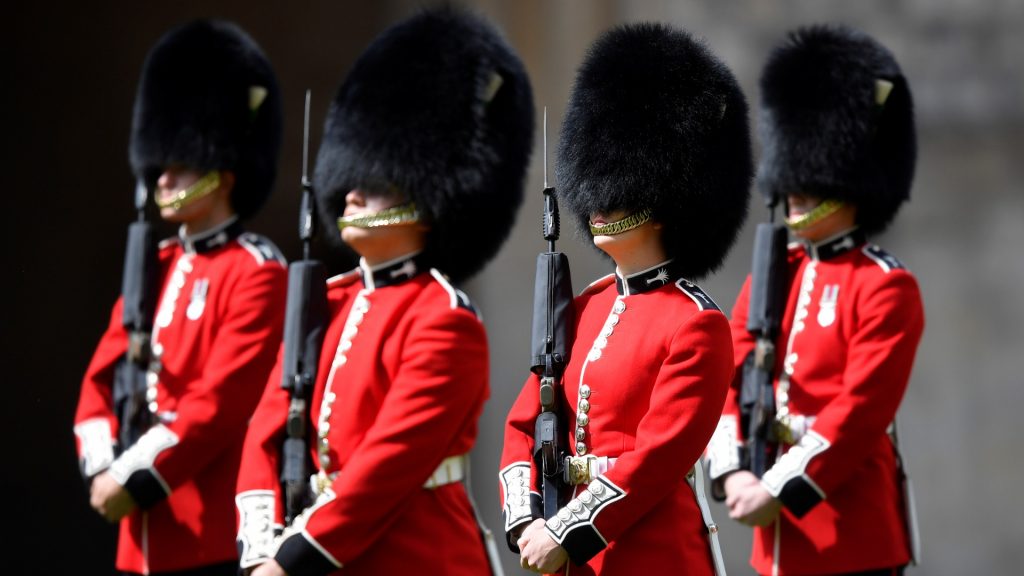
[74,218,287,574]
[235,253,490,576]
[501,260,733,575]
[706,229,925,575]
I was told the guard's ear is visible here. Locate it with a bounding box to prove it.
[218,170,236,197]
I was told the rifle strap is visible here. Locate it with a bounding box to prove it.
[889,417,921,566]
[460,455,506,576]
[688,459,727,576]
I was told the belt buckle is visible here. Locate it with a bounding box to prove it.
[314,471,332,495]
[774,415,795,446]
[564,455,595,486]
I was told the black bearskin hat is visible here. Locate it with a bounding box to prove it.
[556,23,751,279]
[129,19,283,219]
[758,25,916,235]
[314,7,534,283]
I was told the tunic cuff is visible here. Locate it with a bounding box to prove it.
[122,469,170,510]
[276,532,340,576]
[108,424,177,510]
[775,475,825,518]
[706,415,744,501]
[761,431,829,517]
[236,490,280,568]
[553,522,606,566]
[503,492,543,552]
[543,477,625,565]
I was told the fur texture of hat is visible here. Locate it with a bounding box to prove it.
[556,22,752,279]
[314,7,534,283]
[129,19,283,219]
[758,24,916,235]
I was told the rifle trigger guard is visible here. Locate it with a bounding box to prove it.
[539,376,555,409]
[127,332,152,364]
[754,339,775,370]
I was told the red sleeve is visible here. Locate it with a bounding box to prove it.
[548,311,734,559]
[498,372,545,544]
[235,345,290,568]
[762,270,924,515]
[73,297,127,477]
[705,276,753,491]
[729,274,756,371]
[298,304,489,565]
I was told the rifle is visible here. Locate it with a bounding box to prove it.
[280,90,329,523]
[530,108,574,518]
[738,195,788,477]
[112,179,160,452]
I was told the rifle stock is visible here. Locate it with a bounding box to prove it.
[530,110,574,517]
[531,248,573,518]
[113,184,159,452]
[740,222,788,477]
[280,260,327,522]
[279,90,328,524]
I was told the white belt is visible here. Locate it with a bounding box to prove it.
[423,454,467,489]
[312,454,467,496]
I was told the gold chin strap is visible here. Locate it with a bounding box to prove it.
[155,171,221,210]
[785,199,844,231]
[337,202,420,230]
[589,209,652,236]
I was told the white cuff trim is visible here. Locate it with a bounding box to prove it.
[108,423,177,494]
[706,415,742,479]
[74,418,115,477]
[544,476,625,544]
[500,462,534,531]
[236,490,282,568]
[761,430,829,497]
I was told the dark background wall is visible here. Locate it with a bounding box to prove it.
[9,1,1023,574]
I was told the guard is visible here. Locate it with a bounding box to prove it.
[706,25,925,576]
[74,19,287,576]
[234,7,534,576]
[501,22,751,575]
